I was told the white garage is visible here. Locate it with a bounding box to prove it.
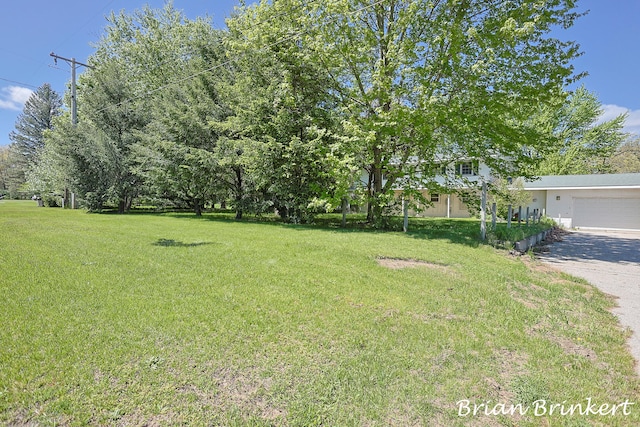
[523,174,640,230]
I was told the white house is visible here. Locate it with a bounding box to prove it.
[389,160,492,218]
[522,173,640,230]
[362,158,640,230]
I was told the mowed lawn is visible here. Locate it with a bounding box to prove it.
[1,200,639,426]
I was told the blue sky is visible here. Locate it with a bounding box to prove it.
[1,0,639,147]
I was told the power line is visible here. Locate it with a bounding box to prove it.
[51,0,118,55]
[0,77,39,90]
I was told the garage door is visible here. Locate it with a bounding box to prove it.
[574,198,640,230]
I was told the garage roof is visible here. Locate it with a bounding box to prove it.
[523,173,640,190]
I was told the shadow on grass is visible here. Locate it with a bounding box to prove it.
[152,238,214,248]
[108,209,547,249]
[154,211,485,247]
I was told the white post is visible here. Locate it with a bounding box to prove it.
[480,181,487,240]
[403,197,409,233]
[447,194,451,218]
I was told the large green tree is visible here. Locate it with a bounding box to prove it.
[227,3,356,223]
[26,115,77,206]
[76,61,149,212]
[239,0,581,223]
[141,69,226,216]
[6,83,61,197]
[40,4,220,212]
[94,4,242,215]
[534,86,627,175]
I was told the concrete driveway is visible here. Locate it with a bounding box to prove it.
[537,229,640,374]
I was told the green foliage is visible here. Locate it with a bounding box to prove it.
[25,116,74,202]
[489,177,532,220]
[0,145,11,195]
[139,51,228,216]
[226,6,353,222]
[27,2,587,227]
[78,60,148,212]
[282,0,582,223]
[534,86,628,175]
[41,193,61,207]
[487,218,555,249]
[611,136,640,173]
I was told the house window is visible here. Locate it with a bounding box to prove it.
[455,161,477,176]
[431,193,440,203]
[460,162,475,175]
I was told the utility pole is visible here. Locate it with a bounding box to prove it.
[49,52,92,208]
[50,52,92,126]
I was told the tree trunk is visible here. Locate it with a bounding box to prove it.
[234,166,243,220]
[367,146,384,224]
[277,205,288,221]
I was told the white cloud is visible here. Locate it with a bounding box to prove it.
[0,86,33,111]
[600,104,640,136]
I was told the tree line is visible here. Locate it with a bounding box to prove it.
[2,1,636,223]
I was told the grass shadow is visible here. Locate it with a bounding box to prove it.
[152,238,214,248]
[156,211,487,247]
[110,209,548,249]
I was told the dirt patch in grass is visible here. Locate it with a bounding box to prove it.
[377,257,449,271]
[180,365,287,423]
[553,336,598,360]
[508,280,550,309]
[526,322,599,368]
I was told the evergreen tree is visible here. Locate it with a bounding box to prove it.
[7,84,61,197]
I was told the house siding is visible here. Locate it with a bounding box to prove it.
[527,190,547,215]
[394,190,473,218]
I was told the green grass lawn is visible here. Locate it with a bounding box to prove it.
[1,200,638,426]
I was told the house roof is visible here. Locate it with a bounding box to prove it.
[523,173,640,190]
